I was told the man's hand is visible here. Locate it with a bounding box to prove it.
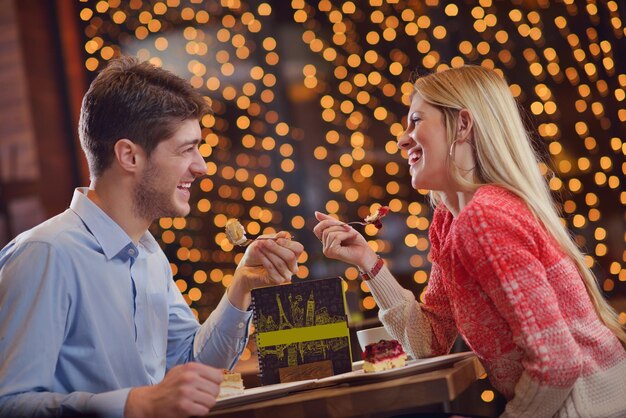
[228,231,304,310]
[124,362,223,418]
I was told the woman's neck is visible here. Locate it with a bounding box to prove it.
[440,190,476,217]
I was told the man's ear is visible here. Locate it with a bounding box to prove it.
[457,109,474,142]
[113,139,144,173]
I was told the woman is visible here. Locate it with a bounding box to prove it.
[313,65,626,417]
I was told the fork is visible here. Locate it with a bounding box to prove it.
[232,236,281,247]
[342,219,385,230]
[343,221,369,226]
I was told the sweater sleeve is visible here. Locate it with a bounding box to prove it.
[453,200,582,417]
[366,207,458,358]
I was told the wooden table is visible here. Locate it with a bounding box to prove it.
[209,355,484,418]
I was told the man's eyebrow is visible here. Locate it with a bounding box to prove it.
[178,138,202,148]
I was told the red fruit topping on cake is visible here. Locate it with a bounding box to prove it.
[362,339,407,373]
[364,206,390,229]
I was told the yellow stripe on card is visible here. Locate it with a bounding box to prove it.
[256,323,349,347]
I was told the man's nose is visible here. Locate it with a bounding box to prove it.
[191,148,208,176]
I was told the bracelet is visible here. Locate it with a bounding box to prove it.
[358,255,384,281]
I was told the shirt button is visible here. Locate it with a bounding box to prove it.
[128,248,136,256]
[238,323,244,329]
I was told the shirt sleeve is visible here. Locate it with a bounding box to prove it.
[165,278,252,371]
[0,241,129,418]
[194,293,253,370]
[453,202,582,417]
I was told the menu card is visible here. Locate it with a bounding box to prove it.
[251,277,352,386]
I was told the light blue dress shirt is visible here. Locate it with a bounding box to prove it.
[0,188,252,417]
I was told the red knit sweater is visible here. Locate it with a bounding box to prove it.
[367,185,626,417]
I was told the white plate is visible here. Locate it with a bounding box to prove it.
[213,379,317,410]
[319,351,474,384]
[212,352,474,410]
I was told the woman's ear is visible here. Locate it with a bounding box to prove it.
[457,109,474,142]
[113,139,143,173]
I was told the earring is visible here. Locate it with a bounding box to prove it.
[449,139,460,160]
[448,139,476,172]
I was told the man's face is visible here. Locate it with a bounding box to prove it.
[133,119,207,220]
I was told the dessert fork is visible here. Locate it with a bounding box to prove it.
[232,236,281,247]
[343,221,370,226]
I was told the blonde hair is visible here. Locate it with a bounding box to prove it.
[413,65,626,347]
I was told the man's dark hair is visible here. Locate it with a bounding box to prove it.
[78,56,209,178]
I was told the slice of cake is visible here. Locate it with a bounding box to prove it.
[225,219,247,246]
[362,339,407,373]
[217,370,245,399]
[363,205,390,229]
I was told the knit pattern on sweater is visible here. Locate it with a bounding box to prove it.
[366,185,626,418]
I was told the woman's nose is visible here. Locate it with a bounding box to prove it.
[396,130,413,150]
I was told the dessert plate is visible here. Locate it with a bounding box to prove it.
[213,379,317,410]
[211,352,474,410]
[319,351,474,384]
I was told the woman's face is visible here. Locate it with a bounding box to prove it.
[397,96,453,192]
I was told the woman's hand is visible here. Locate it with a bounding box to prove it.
[313,211,379,272]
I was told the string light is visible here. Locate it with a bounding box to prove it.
[78,1,624,400]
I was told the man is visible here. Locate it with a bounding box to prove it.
[0,57,303,417]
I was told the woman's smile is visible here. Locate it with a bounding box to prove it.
[408,145,423,166]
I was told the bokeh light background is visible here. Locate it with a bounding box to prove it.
[76,0,625,408]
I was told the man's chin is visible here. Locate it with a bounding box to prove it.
[152,203,190,219]
[171,202,191,217]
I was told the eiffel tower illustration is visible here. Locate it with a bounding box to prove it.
[305,291,315,327]
[277,294,294,329]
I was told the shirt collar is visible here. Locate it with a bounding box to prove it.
[69,188,161,259]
